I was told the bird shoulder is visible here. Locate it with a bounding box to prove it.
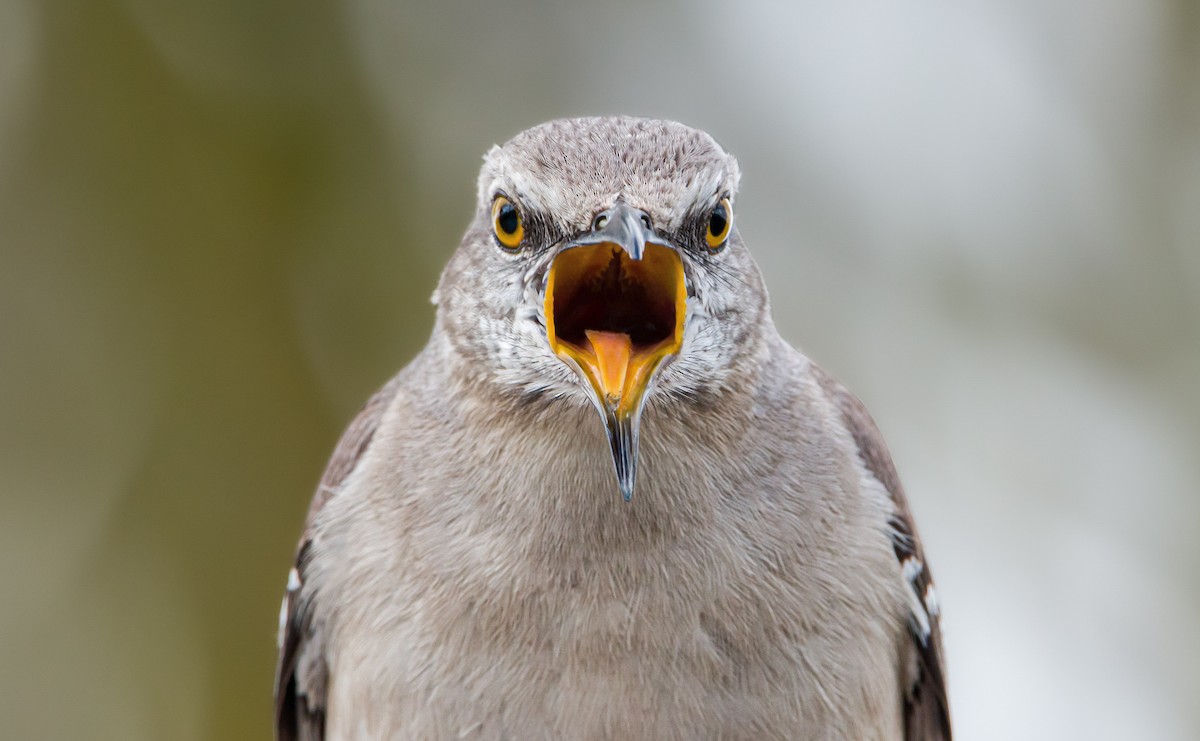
[274,374,403,741]
[809,363,952,741]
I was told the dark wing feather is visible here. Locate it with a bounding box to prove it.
[812,365,952,740]
[274,376,401,741]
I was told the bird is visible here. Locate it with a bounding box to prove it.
[274,116,950,740]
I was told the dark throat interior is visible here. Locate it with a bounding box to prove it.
[552,246,676,350]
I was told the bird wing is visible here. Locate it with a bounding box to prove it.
[274,376,402,741]
[812,366,952,740]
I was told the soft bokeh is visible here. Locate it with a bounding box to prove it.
[2,1,1197,738]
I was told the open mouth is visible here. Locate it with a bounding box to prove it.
[545,242,686,413]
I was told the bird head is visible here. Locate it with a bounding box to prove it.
[435,117,769,501]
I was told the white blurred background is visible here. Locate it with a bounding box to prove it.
[1,0,1196,738]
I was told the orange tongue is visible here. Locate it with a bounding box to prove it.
[584,330,633,405]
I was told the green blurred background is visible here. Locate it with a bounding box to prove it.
[1,1,1197,739]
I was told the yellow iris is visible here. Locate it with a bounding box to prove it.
[492,196,524,249]
[706,197,732,250]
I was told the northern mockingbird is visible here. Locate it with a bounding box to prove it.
[275,117,950,740]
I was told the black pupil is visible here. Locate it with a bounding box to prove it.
[497,203,519,235]
[709,205,728,238]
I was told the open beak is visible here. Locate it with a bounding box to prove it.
[545,203,687,501]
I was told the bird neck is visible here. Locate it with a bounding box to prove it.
[415,326,792,563]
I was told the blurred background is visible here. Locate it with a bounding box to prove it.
[1,0,1197,738]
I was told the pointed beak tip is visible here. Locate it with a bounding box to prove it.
[546,211,686,507]
[604,409,640,504]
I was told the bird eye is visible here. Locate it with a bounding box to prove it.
[492,196,524,249]
[706,198,732,250]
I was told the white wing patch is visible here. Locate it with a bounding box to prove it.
[924,583,940,619]
[901,556,933,643]
[278,567,302,649]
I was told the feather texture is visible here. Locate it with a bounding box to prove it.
[813,366,951,740]
[275,376,401,741]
